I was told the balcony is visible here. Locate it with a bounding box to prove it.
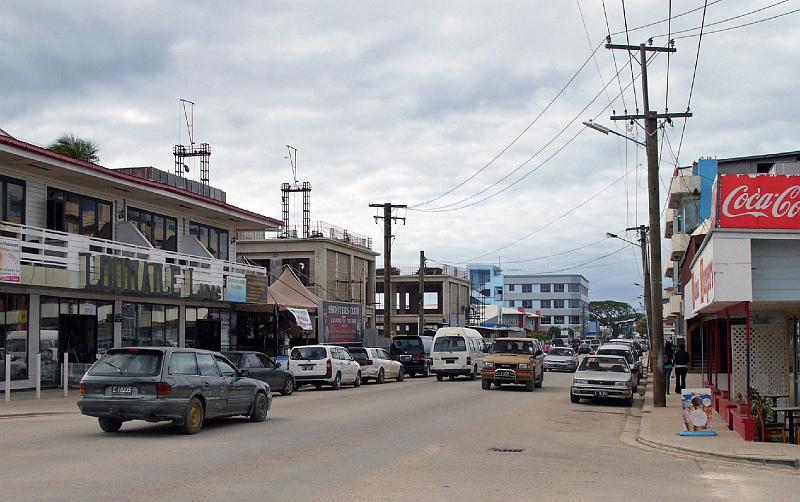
[664,208,674,238]
[237,220,373,250]
[668,174,701,208]
[665,260,674,279]
[2,221,266,297]
[663,292,682,318]
[670,232,689,262]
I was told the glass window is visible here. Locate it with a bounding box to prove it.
[97,202,112,239]
[214,356,238,377]
[508,300,515,307]
[164,217,177,252]
[554,284,565,293]
[522,300,533,308]
[569,283,580,293]
[219,230,229,260]
[507,284,515,292]
[570,315,581,324]
[197,353,219,376]
[123,303,179,347]
[4,178,25,224]
[434,336,466,351]
[569,299,581,308]
[81,198,96,236]
[1,294,29,381]
[540,284,551,292]
[245,353,262,368]
[65,193,80,234]
[89,350,162,376]
[257,354,275,368]
[47,188,111,238]
[522,284,532,293]
[208,227,218,258]
[169,352,199,375]
[540,300,551,308]
[553,315,565,324]
[153,214,165,250]
[553,299,564,309]
[96,302,114,353]
[151,305,165,346]
[165,306,179,347]
[540,316,551,324]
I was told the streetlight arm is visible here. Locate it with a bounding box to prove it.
[583,120,646,147]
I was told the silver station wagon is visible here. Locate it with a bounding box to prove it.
[78,347,272,434]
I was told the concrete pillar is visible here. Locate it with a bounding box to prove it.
[113,300,123,348]
[179,304,187,348]
[28,294,41,388]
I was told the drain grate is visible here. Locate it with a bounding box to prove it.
[489,447,525,453]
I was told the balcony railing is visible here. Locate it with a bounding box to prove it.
[377,264,469,280]
[668,174,701,208]
[237,220,373,250]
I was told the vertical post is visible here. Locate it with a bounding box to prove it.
[727,311,731,397]
[640,44,666,407]
[383,203,392,337]
[418,251,425,336]
[273,304,280,355]
[63,352,69,397]
[36,353,41,400]
[639,226,654,373]
[745,302,751,411]
[4,352,10,402]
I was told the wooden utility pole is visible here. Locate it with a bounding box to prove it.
[608,41,691,407]
[628,225,653,372]
[369,203,406,337]
[418,251,425,336]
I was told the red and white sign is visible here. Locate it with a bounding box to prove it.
[717,174,800,229]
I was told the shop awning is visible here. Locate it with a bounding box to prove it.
[235,269,320,311]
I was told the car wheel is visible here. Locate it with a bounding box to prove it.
[281,377,295,396]
[180,397,204,435]
[570,391,580,404]
[470,365,478,381]
[98,417,123,433]
[436,374,444,381]
[481,379,491,390]
[421,364,430,377]
[354,372,362,387]
[408,371,416,378]
[249,392,268,422]
[314,384,322,390]
[624,396,634,407]
[331,373,341,390]
[525,379,535,392]
[396,367,405,382]
[377,368,385,384]
[448,375,455,380]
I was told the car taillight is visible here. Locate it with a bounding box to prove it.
[327,359,332,372]
[80,382,86,396]
[412,354,423,361]
[156,382,172,397]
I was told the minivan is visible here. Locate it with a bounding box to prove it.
[431,327,486,381]
[389,335,434,377]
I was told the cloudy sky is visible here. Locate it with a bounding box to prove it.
[2,0,799,304]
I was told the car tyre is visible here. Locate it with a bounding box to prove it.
[421,364,430,378]
[525,379,535,392]
[281,377,295,396]
[377,368,385,384]
[249,392,268,422]
[331,372,341,390]
[180,397,204,435]
[354,372,362,387]
[436,373,443,381]
[314,383,322,390]
[481,379,491,390]
[396,368,405,382]
[624,396,634,407]
[470,365,478,381]
[98,417,123,433]
[570,391,580,404]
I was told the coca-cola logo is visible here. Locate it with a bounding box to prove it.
[722,184,800,219]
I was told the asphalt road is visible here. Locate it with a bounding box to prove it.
[1,371,797,501]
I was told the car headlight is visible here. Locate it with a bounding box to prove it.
[615,381,630,387]
[574,379,589,385]
[518,363,530,370]
[483,361,494,368]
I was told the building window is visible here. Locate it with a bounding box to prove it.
[553,315,565,325]
[522,300,533,308]
[553,299,564,309]
[508,300,516,307]
[554,284,565,293]
[569,283,580,293]
[0,294,29,381]
[121,303,179,347]
[540,300,551,309]
[128,207,177,252]
[581,285,589,296]
[0,176,25,225]
[522,284,532,293]
[375,292,384,310]
[569,299,581,308]
[570,315,581,325]
[508,284,515,292]
[189,222,229,260]
[471,270,490,286]
[47,188,112,239]
[540,316,551,324]
[540,284,550,293]
[495,286,503,297]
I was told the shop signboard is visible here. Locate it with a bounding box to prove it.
[287,307,312,331]
[0,236,21,283]
[225,276,247,303]
[321,301,363,343]
[688,240,715,316]
[246,274,268,303]
[716,174,800,229]
[680,388,716,436]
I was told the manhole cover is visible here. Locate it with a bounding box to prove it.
[489,447,525,453]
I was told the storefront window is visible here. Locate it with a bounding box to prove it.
[2,176,26,224]
[47,188,112,239]
[189,222,229,260]
[185,306,229,350]
[127,207,177,252]
[0,294,29,381]
[122,303,179,347]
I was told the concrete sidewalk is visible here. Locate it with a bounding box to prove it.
[637,372,800,469]
[0,389,79,418]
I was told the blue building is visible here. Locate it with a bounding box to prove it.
[467,263,504,308]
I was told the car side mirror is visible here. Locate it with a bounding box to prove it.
[238,369,250,378]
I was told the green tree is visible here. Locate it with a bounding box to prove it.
[547,326,561,338]
[47,133,100,163]
[635,317,648,335]
[588,300,637,328]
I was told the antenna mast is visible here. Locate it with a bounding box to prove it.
[174,98,211,191]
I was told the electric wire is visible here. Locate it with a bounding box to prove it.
[609,0,724,36]
[654,0,791,39]
[620,0,640,112]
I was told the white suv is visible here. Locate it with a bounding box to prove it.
[289,345,362,390]
[349,347,405,384]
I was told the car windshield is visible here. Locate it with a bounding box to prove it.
[434,336,467,352]
[550,338,565,347]
[349,349,368,361]
[291,347,327,360]
[579,356,630,373]
[597,349,634,363]
[88,350,162,376]
[490,340,532,354]
[548,348,573,357]
[392,337,423,354]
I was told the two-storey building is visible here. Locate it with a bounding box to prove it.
[503,274,589,334]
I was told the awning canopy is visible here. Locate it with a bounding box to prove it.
[236,269,321,311]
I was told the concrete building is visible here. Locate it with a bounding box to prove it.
[467,263,504,306]
[375,264,471,336]
[503,274,589,334]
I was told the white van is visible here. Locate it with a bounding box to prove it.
[431,327,486,381]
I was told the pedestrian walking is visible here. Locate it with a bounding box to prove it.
[674,343,689,394]
[664,341,674,395]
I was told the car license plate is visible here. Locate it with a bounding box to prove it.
[400,355,411,361]
[110,386,133,395]
[445,359,455,364]
[300,364,314,370]
[496,370,512,377]
[594,391,608,397]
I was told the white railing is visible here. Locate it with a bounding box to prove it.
[1,221,267,291]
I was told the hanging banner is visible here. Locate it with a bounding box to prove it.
[0,237,21,283]
[680,388,717,436]
[716,174,800,229]
[287,307,313,331]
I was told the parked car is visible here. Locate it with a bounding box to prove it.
[389,335,434,377]
[289,345,362,390]
[550,337,565,348]
[481,337,544,391]
[223,351,296,396]
[570,354,634,406]
[596,344,640,391]
[431,327,485,381]
[348,347,404,384]
[577,343,591,355]
[544,347,578,372]
[588,339,601,351]
[77,347,272,434]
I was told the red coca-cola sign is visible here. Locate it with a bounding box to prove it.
[717,174,800,229]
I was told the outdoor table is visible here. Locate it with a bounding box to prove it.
[772,406,800,444]
[766,394,789,422]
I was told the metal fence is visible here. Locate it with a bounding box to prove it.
[237,221,373,250]
[377,264,469,279]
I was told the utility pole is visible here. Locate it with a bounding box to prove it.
[628,224,652,369]
[370,203,407,337]
[608,40,691,407]
[418,251,425,336]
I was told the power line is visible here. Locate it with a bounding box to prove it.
[664,0,673,113]
[620,0,640,112]
[610,0,725,36]
[655,0,790,39]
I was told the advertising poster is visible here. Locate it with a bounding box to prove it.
[0,236,21,283]
[287,307,313,331]
[321,301,363,343]
[680,388,717,436]
[225,276,247,303]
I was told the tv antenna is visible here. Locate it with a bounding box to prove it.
[285,145,298,183]
[173,98,211,187]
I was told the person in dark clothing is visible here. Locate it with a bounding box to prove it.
[674,343,689,394]
[664,341,674,395]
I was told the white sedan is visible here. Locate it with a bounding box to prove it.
[543,347,578,372]
[350,347,405,384]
